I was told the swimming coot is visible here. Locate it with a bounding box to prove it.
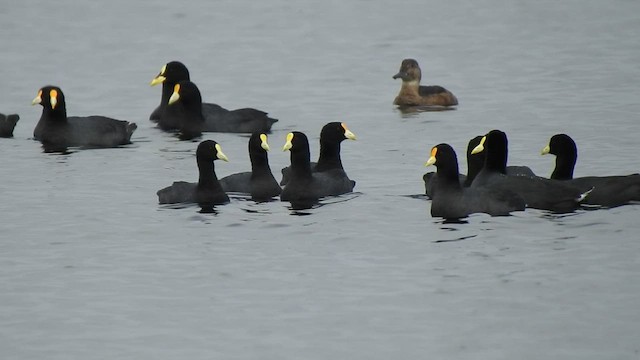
[32,86,136,151]
[542,133,640,207]
[157,140,230,206]
[471,130,590,213]
[281,122,356,186]
[425,143,525,219]
[150,61,278,133]
[219,133,282,201]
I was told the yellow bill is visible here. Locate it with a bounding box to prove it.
[471,136,486,155]
[282,133,294,151]
[215,143,229,162]
[541,144,550,155]
[168,84,181,105]
[342,123,357,140]
[150,64,167,86]
[260,134,270,151]
[425,147,437,167]
[31,89,43,105]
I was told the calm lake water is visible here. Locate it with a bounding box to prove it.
[1,1,639,359]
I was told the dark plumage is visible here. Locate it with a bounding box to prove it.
[541,134,580,180]
[219,133,281,201]
[471,130,589,213]
[424,135,535,198]
[465,135,536,185]
[0,113,19,137]
[164,81,204,140]
[280,132,355,203]
[393,59,458,107]
[280,122,356,186]
[423,169,465,200]
[150,61,278,133]
[32,86,136,151]
[157,140,230,205]
[425,143,525,219]
[542,134,640,207]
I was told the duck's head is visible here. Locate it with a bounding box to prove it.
[393,58,422,82]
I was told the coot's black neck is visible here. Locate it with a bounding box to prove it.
[250,150,271,175]
[438,157,462,190]
[44,104,68,122]
[465,153,484,186]
[316,140,343,172]
[197,157,221,189]
[551,151,576,180]
[290,148,312,179]
[485,139,508,174]
[183,102,205,123]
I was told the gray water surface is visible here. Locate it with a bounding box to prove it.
[1,1,640,359]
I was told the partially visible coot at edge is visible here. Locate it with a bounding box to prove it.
[542,133,640,208]
[425,143,525,219]
[32,86,136,152]
[470,130,590,213]
[0,113,19,138]
[157,140,230,208]
[150,61,278,133]
[281,122,356,186]
[219,133,282,201]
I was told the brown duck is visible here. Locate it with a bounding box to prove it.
[393,59,458,107]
